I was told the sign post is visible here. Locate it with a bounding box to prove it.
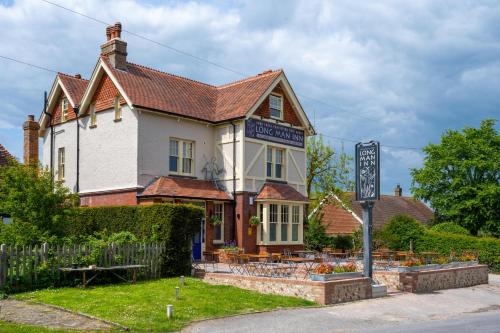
[355,141,380,279]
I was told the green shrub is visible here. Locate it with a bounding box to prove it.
[107,231,138,245]
[381,214,425,251]
[304,216,331,251]
[332,235,354,250]
[430,222,470,235]
[68,203,203,276]
[416,231,500,272]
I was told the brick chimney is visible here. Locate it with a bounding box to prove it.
[100,22,127,71]
[394,184,402,197]
[23,115,40,166]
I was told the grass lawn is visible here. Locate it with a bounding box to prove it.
[0,321,72,333]
[15,278,315,332]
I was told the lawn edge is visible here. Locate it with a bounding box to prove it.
[15,298,130,331]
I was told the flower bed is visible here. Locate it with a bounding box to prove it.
[310,262,361,281]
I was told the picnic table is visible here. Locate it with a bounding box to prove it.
[59,265,145,288]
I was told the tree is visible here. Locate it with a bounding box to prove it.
[307,135,354,207]
[0,164,78,241]
[381,214,426,251]
[304,214,332,251]
[411,119,500,236]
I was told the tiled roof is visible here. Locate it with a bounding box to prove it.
[104,58,283,123]
[319,202,361,235]
[58,73,88,106]
[139,176,231,201]
[0,143,15,166]
[319,192,434,234]
[256,182,308,202]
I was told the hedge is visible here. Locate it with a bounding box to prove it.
[429,222,470,236]
[67,203,204,276]
[416,231,500,272]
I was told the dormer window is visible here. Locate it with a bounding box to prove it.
[269,94,283,120]
[61,98,69,122]
[114,95,122,121]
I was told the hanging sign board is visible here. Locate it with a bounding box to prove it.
[355,141,380,201]
[245,119,305,148]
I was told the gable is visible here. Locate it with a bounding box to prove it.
[51,90,77,125]
[320,203,361,235]
[90,73,126,112]
[253,84,302,127]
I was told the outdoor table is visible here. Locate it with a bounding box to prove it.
[248,254,271,262]
[293,250,315,258]
[59,264,145,288]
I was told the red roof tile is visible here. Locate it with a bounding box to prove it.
[139,176,231,201]
[319,193,434,234]
[0,143,15,166]
[58,73,88,106]
[256,182,308,202]
[104,58,283,123]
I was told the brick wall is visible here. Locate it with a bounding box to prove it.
[254,84,302,127]
[235,192,258,253]
[80,189,138,206]
[375,265,488,293]
[91,74,126,112]
[201,272,372,305]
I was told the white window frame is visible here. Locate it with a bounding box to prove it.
[269,204,278,242]
[213,202,224,244]
[169,138,195,176]
[57,147,65,181]
[114,95,122,120]
[266,146,285,180]
[261,202,303,245]
[90,104,97,127]
[61,98,69,122]
[269,94,283,120]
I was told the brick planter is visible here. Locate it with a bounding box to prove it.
[374,265,488,293]
[199,272,372,305]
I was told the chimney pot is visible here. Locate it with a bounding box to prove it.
[100,22,127,70]
[75,73,81,79]
[23,114,40,166]
[394,184,402,197]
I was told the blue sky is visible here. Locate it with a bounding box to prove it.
[0,0,498,195]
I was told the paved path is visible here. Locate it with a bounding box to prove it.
[0,299,113,331]
[184,274,500,333]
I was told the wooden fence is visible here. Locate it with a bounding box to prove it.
[0,242,166,288]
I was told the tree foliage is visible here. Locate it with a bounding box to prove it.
[411,119,500,236]
[304,215,331,251]
[430,222,470,236]
[307,135,354,207]
[0,164,78,242]
[380,214,426,250]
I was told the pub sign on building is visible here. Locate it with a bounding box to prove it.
[31,23,315,257]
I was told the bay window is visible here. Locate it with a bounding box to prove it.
[259,202,303,244]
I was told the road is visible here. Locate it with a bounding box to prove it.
[184,274,500,333]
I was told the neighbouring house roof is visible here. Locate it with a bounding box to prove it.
[256,182,309,202]
[104,58,284,123]
[139,176,232,201]
[57,73,88,106]
[314,192,434,235]
[0,143,15,166]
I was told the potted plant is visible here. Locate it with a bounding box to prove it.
[210,215,222,226]
[249,215,260,227]
[310,262,362,281]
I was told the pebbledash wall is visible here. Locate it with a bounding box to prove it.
[200,272,372,305]
[374,265,489,293]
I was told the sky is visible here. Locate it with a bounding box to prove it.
[0,0,499,195]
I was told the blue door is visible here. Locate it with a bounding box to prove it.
[192,218,205,260]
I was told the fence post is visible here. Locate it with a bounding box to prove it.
[0,244,5,286]
[42,242,49,263]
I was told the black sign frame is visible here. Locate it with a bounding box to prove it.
[245,118,305,148]
[355,141,380,202]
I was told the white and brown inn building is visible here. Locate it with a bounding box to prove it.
[31,23,315,257]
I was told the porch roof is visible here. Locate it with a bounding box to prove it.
[256,182,308,203]
[139,176,231,201]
